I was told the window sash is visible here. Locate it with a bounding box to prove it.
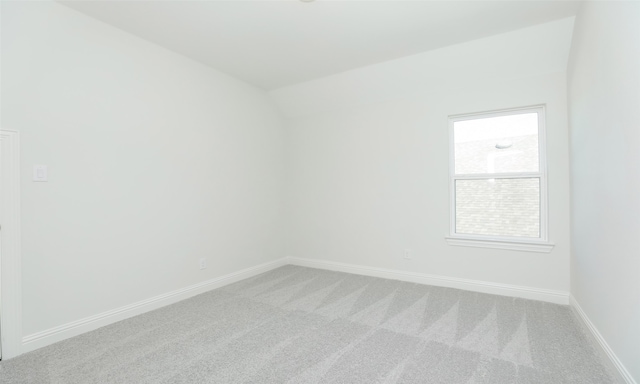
[453,177,542,239]
[453,172,543,180]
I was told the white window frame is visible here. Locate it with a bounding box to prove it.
[445,105,554,253]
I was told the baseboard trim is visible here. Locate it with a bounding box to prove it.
[19,256,572,357]
[287,257,569,305]
[21,258,288,354]
[569,294,636,384]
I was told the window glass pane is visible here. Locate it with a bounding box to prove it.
[455,178,540,238]
[454,113,539,174]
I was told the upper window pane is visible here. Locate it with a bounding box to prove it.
[454,112,539,174]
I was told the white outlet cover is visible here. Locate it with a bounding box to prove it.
[33,165,48,182]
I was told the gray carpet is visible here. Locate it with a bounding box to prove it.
[0,266,616,383]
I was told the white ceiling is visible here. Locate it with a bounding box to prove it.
[60,1,581,90]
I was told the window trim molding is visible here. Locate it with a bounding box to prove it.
[445,237,555,253]
[447,105,552,251]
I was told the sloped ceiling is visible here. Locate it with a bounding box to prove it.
[60,1,581,90]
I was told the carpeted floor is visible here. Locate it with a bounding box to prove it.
[0,266,616,383]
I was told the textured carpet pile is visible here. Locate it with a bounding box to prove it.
[0,266,615,383]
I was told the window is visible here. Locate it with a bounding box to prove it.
[446,106,554,252]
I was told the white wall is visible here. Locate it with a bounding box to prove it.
[1,1,285,337]
[567,1,640,382]
[279,19,574,295]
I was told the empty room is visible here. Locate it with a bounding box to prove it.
[0,0,638,383]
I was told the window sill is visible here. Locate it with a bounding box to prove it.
[445,237,555,253]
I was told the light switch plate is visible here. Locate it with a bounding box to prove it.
[33,165,48,182]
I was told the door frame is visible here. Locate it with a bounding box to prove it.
[1,130,22,359]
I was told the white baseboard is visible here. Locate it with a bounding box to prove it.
[287,257,569,305]
[19,256,636,384]
[19,256,571,358]
[570,295,636,384]
[21,258,288,354]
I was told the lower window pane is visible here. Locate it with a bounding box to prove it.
[455,178,540,238]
